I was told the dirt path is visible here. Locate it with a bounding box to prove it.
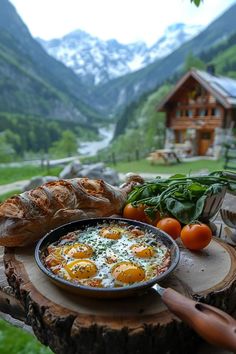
[0,180,29,195]
[0,173,167,196]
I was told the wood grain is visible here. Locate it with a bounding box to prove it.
[3,238,236,354]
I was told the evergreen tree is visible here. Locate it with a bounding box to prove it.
[49,130,78,157]
[184,52,205,72]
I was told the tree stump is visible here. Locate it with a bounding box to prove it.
[4,238,236,354]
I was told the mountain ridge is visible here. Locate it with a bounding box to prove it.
[38,23,203,86]
[0,0,103,125]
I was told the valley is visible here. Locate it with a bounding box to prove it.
[79,125,115,157]
[1,0,236,165]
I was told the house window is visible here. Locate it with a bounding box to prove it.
[215,108,221,117]
[199,108,208,117]
[176,110,181,118]
[186,109,193,118]
[211,108,221,117]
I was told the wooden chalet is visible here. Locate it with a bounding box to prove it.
[157,68,236,156]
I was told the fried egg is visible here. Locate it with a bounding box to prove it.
[130,243,155,258]
[99,226,122,239]
[43,221,171,288]
[65,259,97,279]
[112,261,145,283]
[63,243,93,258]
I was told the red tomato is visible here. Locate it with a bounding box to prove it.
[180,223,212,250]
[123,203,147,222]
[156,217,182,240]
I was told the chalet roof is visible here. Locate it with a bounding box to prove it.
[157,69,236,111]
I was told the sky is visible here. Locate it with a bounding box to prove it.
[9,0,236,46]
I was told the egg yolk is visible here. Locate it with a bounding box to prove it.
[63,243,93,258]
[100,227,122,240]
[131,244,155,258]
[112,262,145,283]
[65,260,97,279]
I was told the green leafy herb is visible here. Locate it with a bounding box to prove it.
[127,171,236,224]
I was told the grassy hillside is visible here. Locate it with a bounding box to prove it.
[212,45,236,78]
[0,0,104,124]
[198,32,236,78]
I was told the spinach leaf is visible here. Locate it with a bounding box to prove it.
[165,195,207,224]
[125,170,236,224]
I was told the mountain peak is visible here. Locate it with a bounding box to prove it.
[165,23,185,32]
[63,29,94,41]
[38,22,203,86]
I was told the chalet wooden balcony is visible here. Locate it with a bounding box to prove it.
[169,115,223,130]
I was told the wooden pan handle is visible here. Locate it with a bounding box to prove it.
[162,287,236,351]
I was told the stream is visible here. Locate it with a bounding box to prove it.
[79,125,115,157]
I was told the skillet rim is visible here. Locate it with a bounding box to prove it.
[34,217,180,294]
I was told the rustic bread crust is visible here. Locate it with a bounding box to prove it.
[0,178,130,247]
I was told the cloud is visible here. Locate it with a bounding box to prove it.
[10,0,236,45]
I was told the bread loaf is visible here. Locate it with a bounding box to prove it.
[0,178,135,247]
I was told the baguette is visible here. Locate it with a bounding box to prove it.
[0,177,137,247]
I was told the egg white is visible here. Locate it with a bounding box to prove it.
[45,221,170,288]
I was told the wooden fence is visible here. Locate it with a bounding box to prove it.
[224,147,236,170]
[91,148,151,166]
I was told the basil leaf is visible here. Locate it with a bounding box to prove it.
[165,195,207,224]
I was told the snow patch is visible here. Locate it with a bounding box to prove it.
[37,23,204,86]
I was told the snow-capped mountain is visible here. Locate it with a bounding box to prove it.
[148,23,203,62]
[38,23,203,86]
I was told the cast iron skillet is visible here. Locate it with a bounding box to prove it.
[35,217,179,298]
[35,217,236,351]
